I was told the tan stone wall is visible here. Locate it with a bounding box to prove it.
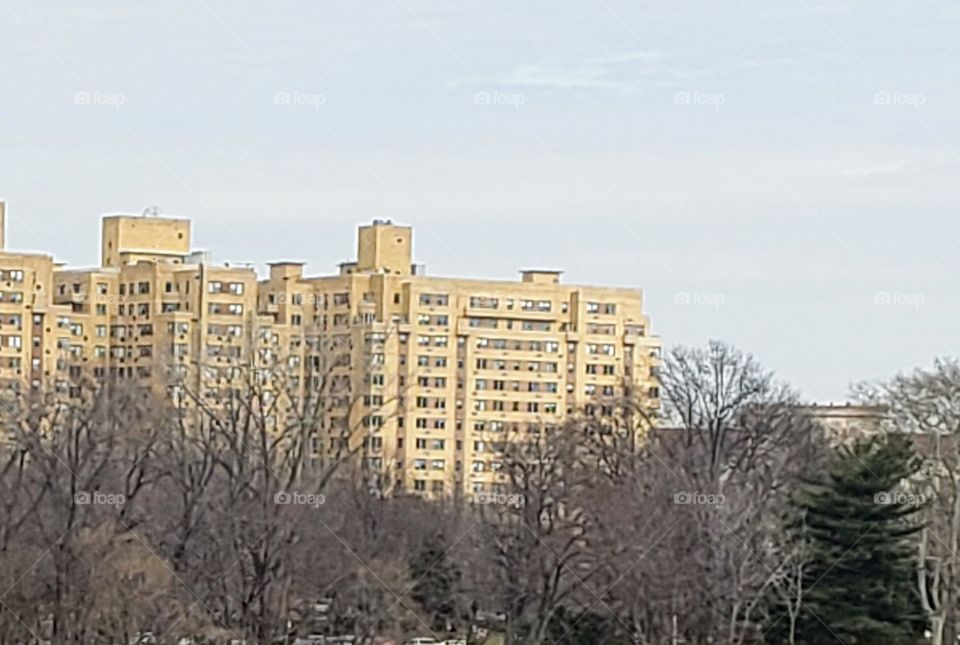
[357,221,412,275]
[101,216,190,267]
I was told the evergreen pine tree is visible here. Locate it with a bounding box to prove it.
[786,433,925,644]
[409,530,461,632]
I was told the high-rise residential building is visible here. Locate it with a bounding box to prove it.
[0,206,662,499]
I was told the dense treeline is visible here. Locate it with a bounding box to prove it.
[0,342,956,644]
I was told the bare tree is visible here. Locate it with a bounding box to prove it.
[659,341,805,480]
[595,341,823,644]
[0,381,171,643]
[857,358,960,645]
[474,424,606,645]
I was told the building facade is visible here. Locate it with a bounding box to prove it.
[0,204,662,499]
[799,403,890,443]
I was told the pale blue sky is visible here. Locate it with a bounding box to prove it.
[1,0,957,400]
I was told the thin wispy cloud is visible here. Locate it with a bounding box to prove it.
[448,50,711,94]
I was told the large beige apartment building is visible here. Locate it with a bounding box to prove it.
[0,201,661,499]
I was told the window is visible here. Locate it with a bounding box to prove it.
[469,296,499,309]
[228,282,244,295]
[169,322,189,335]
[419,293,449,306]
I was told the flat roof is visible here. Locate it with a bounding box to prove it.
[102,214,190,221]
